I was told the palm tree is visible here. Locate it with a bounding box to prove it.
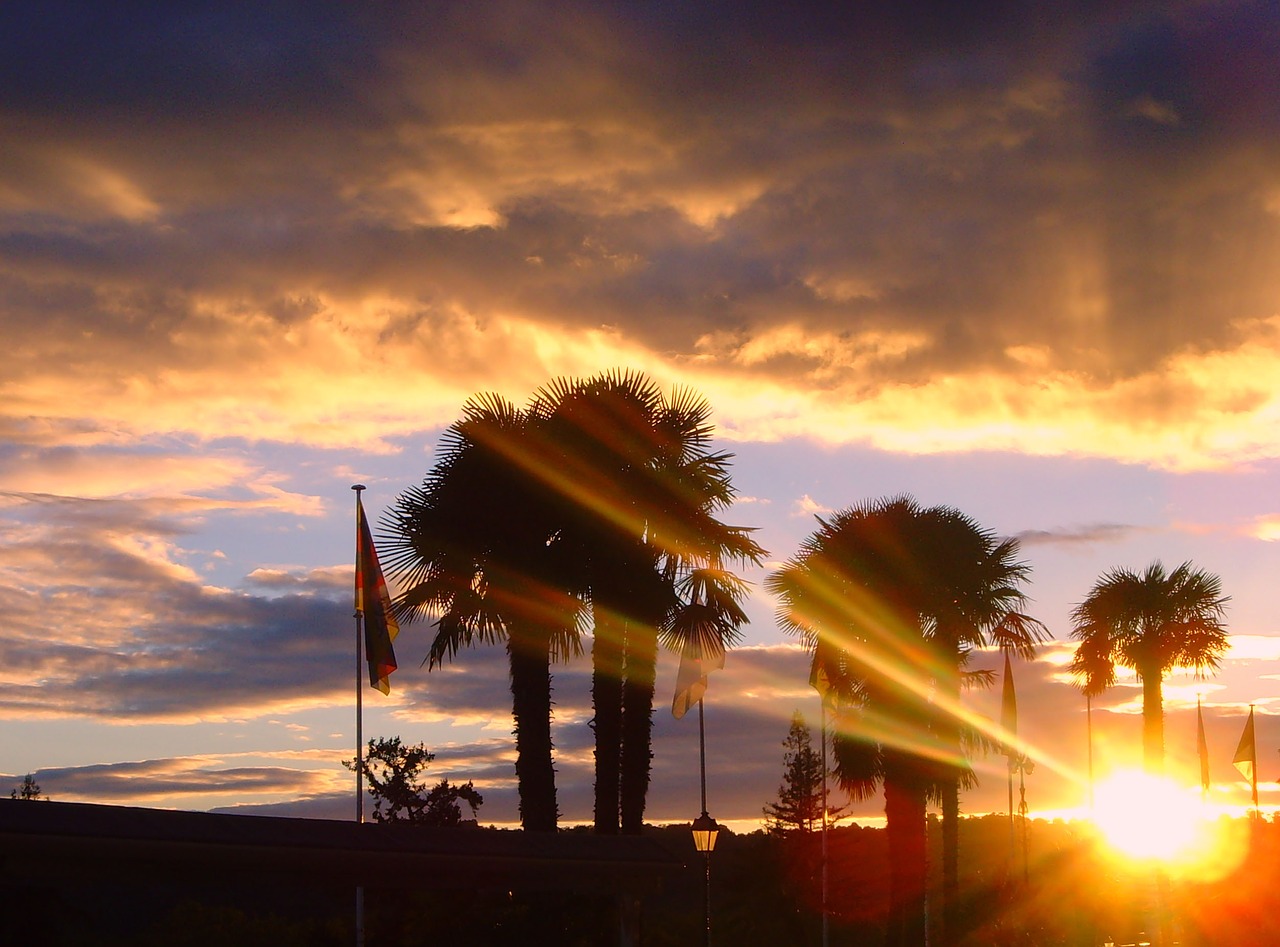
[618,387,764,833]
[912,505,1047,944]
[1069,560,1229,773]
[529,371,763,833]
[381,393,585,832]
[769,496,1044,947]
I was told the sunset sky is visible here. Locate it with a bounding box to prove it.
[3,1,1279,830]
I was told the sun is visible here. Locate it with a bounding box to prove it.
[1091,769,1204,862]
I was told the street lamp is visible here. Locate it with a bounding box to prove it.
[692,811,720,945]
[692,811,720,854]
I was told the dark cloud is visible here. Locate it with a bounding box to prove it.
[20,757,322,800]
[1014,523,1141,546]
[2,0,1274,405]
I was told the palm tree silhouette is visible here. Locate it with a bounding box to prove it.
[530,371,762,833]
[1069,560,1229,773]
[381,392,585,832]
[769,496,1044,946]
[383,374,761,834]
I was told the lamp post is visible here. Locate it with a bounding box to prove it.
[690,695,720,945]
[691,810,720,946]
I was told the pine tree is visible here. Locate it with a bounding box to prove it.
[763,711,842,833]
[10,773,45,800]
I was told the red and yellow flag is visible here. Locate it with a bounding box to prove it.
[355,495,398,694]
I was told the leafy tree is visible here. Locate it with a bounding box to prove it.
[10,773,45,800]
[1069,560,1229,773]
[343,736,482,825]
[763,711,846,834]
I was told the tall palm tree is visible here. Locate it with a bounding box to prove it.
[769,496,1044,947]
[380,393,584,832]
[1069,560,1229,774]
[618,387,764,833]
[529,371,763,834]
[913,505,1047,944]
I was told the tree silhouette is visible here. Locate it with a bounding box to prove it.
[10,773,45,800]
[769,496,1045,947]
[529,371,762,834]
[763,711,845,834]
[382,393,583,831]
[1069,560,1228,773]
[343,736,482,825]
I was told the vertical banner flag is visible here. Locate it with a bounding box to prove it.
[809,650,835,708]
[1001,652,1018,758]
[1197,699,1210,792]
[1233,706,1256,782]
[672,643,725,720]
[355,495,399,694]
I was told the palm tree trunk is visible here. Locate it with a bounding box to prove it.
[509,630,558,832]
[620,625,658,834]
[1141,667,1164,774]
[592,610,625,834]
[884,777,928,947]
[938,663,962,946]
[941,781,958,944]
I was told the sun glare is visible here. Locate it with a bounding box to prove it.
[1089,770,1246,880]
[1093,770,1201,861]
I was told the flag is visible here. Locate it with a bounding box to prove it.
[1233,706,1256,783]
[809,655,835,708]
[355,494,398,695]
[672,643,724,720]
[1197,699,1210,792]
[1001,652,1017,759]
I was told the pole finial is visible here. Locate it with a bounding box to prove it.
[352,483,366,492]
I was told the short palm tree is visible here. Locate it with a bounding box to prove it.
[1069,560,1229,773]
[381,393,584,832]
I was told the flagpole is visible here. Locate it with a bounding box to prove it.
[1086,694,1095,810]
[820,702,829,947]
[1007,756,1016,866]
[352,484,367,823]
[1250,705,1259,820]
[1197,697,1208,804]
[351,484,366,947]
[1001,653,1016,868]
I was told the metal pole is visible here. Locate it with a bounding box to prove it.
[351,484,366,947]
[698,697,710,947]
[1007,755,1015,867]
[698,697,707,815]
[1086,694,1095,810]
[820,705,829,947]
[1018,763,1029,885]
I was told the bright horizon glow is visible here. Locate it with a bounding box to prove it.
[1089,769,1250,881]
